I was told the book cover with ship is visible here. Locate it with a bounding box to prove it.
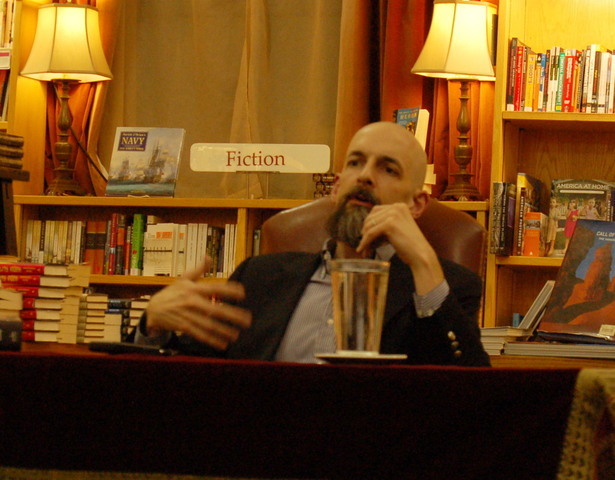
[105,127,186,197]
[539,219,615,343]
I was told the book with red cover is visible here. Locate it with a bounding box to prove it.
[84,220,107,275]
[21,330,57,342]
[0,262,71,276]
[105,214,119,275]
[6,285,84,299]
[21,319,61,331]
[0,273,71,288]
[20,309,54,320]
[22,296,80,310]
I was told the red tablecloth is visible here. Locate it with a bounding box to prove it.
[0,350,579,480]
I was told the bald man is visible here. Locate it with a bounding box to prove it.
[136,121,490,366]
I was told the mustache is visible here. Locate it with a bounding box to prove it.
[340,186,381,209]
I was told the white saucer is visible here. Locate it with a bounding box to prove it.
[315,351,408,365]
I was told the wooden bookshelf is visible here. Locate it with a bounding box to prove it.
[13,195,487,298]
[484,0,615,327]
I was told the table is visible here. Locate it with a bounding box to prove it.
[0,344,592,480]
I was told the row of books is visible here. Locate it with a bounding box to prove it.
[490,176,615,257]
[23,215,239,278]
[506,38,615,113]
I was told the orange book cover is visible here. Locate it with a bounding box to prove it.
[522,212,547,256]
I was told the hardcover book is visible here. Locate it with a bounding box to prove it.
[539,219,615,343]
[105,127,185,197]
[490,182,516,255]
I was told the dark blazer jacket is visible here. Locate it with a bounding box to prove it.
[172,252,491,367]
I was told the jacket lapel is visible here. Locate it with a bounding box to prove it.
[228,253,321,360]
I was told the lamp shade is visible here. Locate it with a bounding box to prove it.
[412,0,496,81]
[21,3,112,83]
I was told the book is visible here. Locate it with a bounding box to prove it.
[105,127,185,197]
[83,220,108,275]
[0,262,86,277]
[6,285,84,299]
[517,280,556,333]
[21,319,61,330]
[392,107,430,150]
[142,222,179,276]
[548,179,615,257]
[115,214,127,275]
[539,219,615,344]
[129,213,146,275]
[0,273,76,288]
[21,330,57,343]
[503,341,615,359]
[523,50,537,111]
[522,211,548,257]
[490,182,516,255]
[513,173,544,256]
[22,296,80,310]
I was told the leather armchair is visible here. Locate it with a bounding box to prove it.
[260,196,487,276]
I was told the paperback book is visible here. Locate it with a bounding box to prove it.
[106,127,186,197]
[392,107,430,150]
[539,219,615,343]
[548,178,615,257]
[514,173,544,256]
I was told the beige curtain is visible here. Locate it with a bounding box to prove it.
[97,0,494,200]
[99,0,342,199]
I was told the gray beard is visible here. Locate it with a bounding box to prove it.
[325,203,369,249]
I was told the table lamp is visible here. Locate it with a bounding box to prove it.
[20,2,112,196]
[412,0,496,201]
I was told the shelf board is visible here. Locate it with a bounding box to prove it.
[89,274,227,286]
[501,111,615,131]
[14,195,309,210]
[495,256,562,268]
[13,195,489,212]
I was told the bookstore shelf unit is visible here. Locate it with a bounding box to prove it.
[14,195,487,298]
[485,0,615,327]
[13,195,306,296]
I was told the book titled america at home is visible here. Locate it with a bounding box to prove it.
[105,127,185,197]
[538,219,615,343]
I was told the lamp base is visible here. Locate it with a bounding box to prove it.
[45,165,87,196]
[439,172,483,201]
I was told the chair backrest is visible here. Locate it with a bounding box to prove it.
[260,196,487,276]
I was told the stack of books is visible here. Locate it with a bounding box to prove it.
[126,296,149,340]
[480,326,531,356]
[0,132,24,170]
[83,293,109,343]
[503,341,615,359]
[482,280,555,355]
[0,261,90,343]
